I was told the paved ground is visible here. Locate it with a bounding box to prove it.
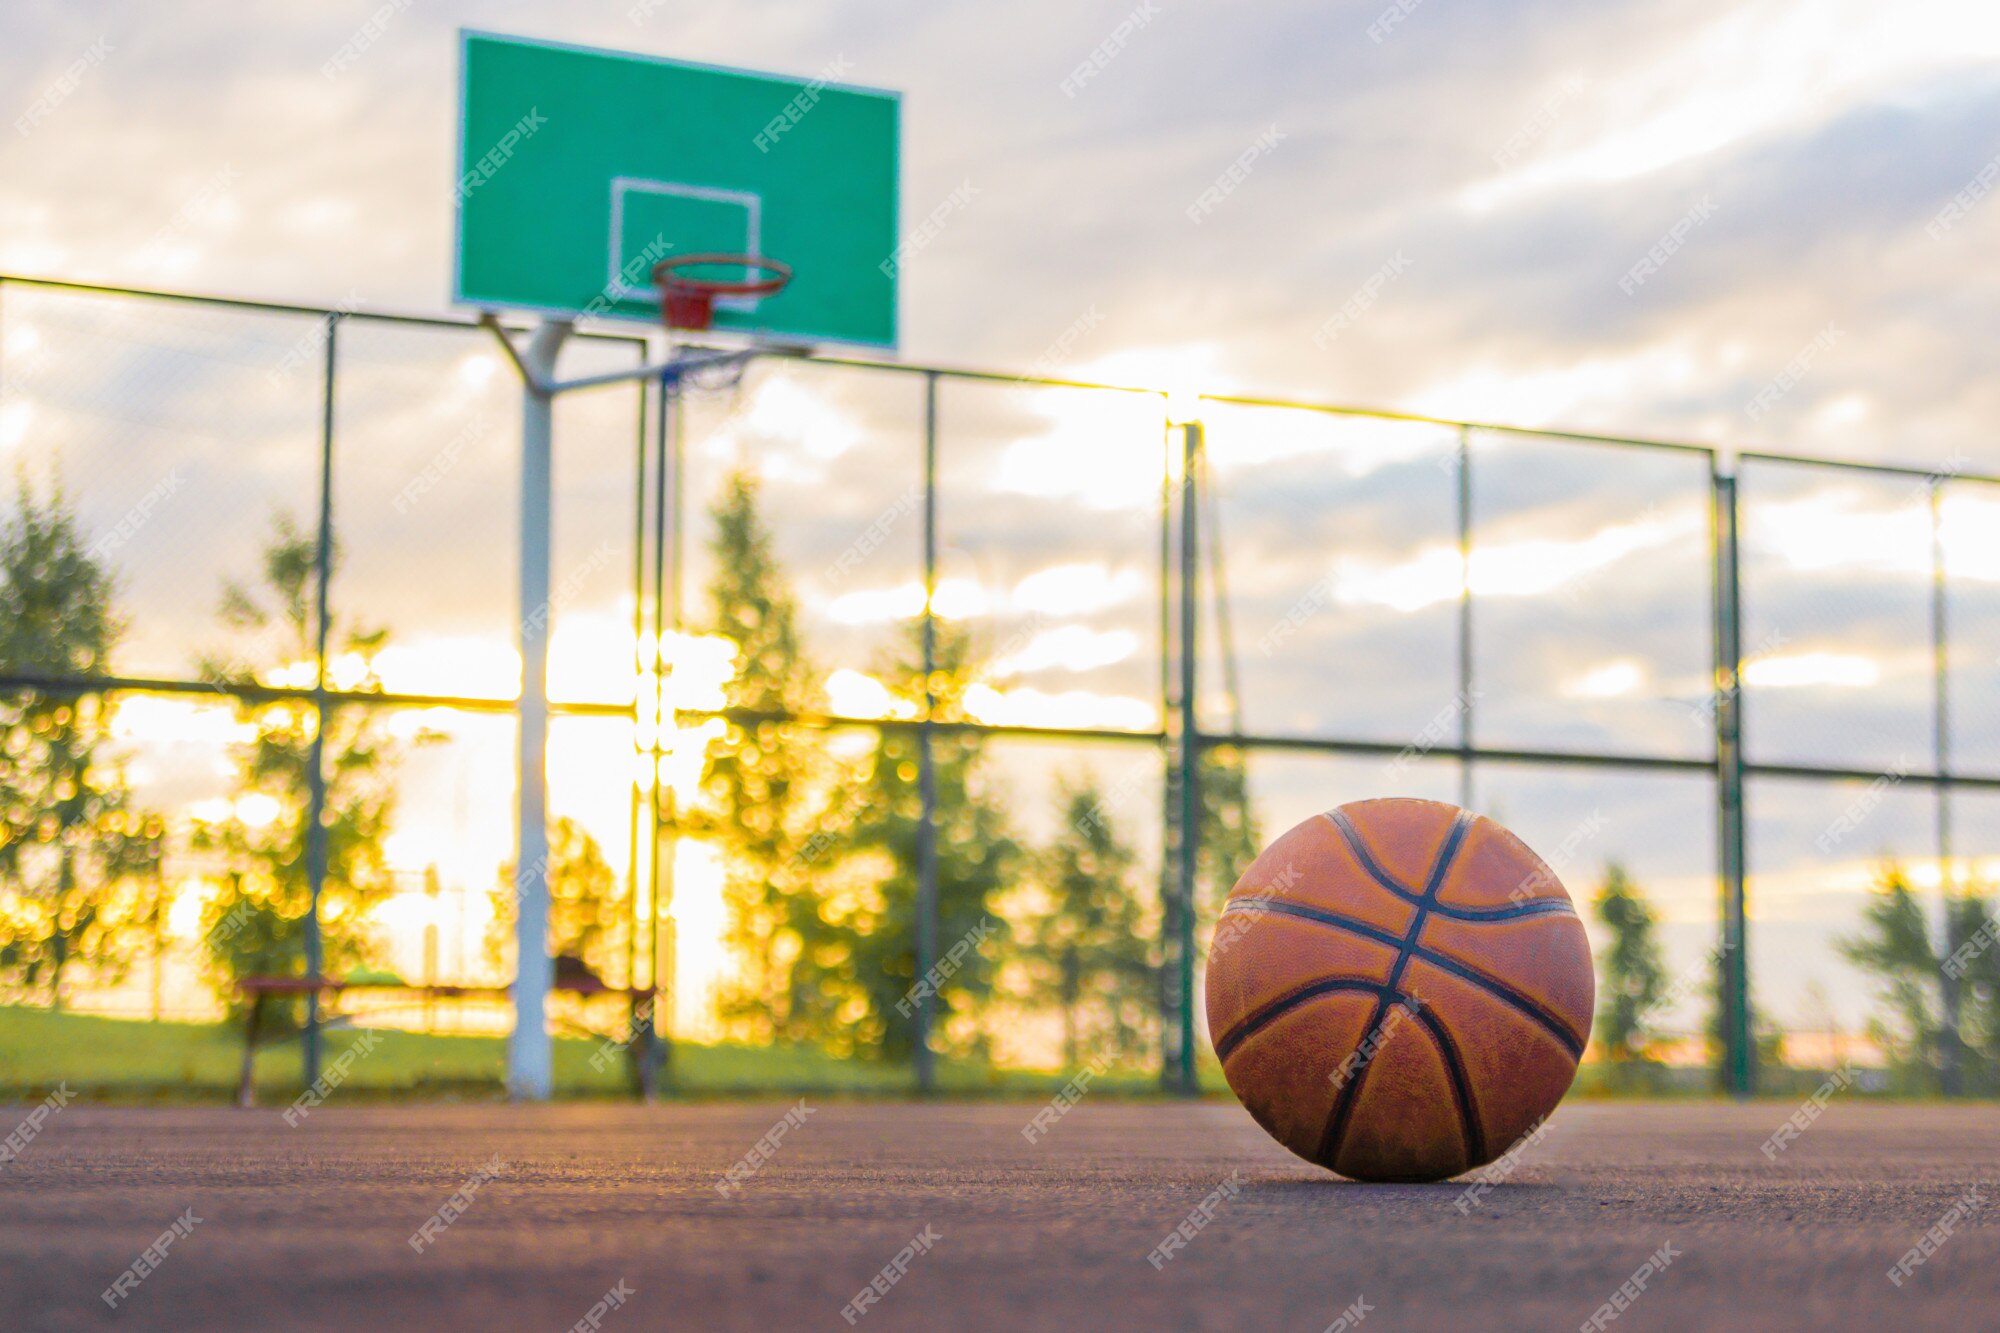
[0,1100,1991,1331]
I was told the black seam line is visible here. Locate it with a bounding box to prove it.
[1213,978,1390,1062]
[1411,948,1587,1059]
[1323,810,1424,904]
[1320,810,1576,921]
[1222,898,1404,951]
[1314,811,1476,1167]
[1412,1004,1486,1167]
[1223,897,1588,1058]
[1427,898,1575,923]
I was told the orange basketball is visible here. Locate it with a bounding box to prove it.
[1205,798,1593,1182]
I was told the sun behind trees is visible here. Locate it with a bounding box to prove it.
[689,469,1180,1067]
[1019,778,1153,1072]
[682,471,851,1044]
[192,514,422,1019]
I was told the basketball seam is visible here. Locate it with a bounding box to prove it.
[1411,1002,1486,1167]
[1316,811,1576,921]
[1221,897,1588,1058]
[1312,810,1474,1171]
[1213,977,1391,1062]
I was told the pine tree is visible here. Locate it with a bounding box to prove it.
[0,477,157,1007]
[686,471,845,1043]
[193,515,408,1020]
[842,619,1019,1060]
[1592,863,1667,1076]
[1022,777,1154,1070]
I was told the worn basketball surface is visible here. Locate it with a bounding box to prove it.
[1205,798,1594,1182]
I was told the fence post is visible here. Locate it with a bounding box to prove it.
[1930,478,1963,1096]
[303,311,339,1091]
[1456,426,1475,811]
[1159,414,1178,1090]
[626,368,649,1031]
[1712,464,1752,1098]
[1174,421,1204,1094]
[915,373,940,1094]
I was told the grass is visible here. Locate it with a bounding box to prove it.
[0,1006,1191,1103]
[7,1006,1893,1105]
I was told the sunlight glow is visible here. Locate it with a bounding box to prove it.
[0,402,34,450]
[1333,505,1704,612]
[962,683,1153,731]
[1742,652,1880,689]
[1749,493,1931,575]
[1009,563,1142,616]
[1565,659,1647,699]
[991,626,1138,677]
[825,668,917,720]
[454,354,499,391]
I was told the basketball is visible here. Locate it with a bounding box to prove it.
[1206,798,1594,1182]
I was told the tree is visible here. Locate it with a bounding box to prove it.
[1592,864,1667,1075]
[841,619,1020,1060]
[1839,862,2000,1095]
[489,816,623,981]
[1947,893,2000,1096]
[1197,745,1259,905]
[1162,744,1260,1072]
[193,515,407,1019]
[685,471,847,1043]
[1021,778,1154,1071]
[0,477,158,1006]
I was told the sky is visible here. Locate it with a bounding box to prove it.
[5,0,2000,1050]
[5,0,2000,458]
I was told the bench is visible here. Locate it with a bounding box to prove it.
[235,976,663,1107]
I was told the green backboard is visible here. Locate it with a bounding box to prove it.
[454,31,900,348]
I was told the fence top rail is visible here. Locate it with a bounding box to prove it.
[1192,392,1721,459]
[8,274,1982,479]
[1738,450,2000,490]
[0,272,649,346]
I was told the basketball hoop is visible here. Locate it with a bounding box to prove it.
[651,254,792,332]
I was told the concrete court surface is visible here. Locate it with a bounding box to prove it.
[0,1101,1992,1331]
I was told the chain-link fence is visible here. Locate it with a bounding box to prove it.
[2,274,1995,1097]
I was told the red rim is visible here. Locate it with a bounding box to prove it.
[651,253,791,331]
[651,253,793,298]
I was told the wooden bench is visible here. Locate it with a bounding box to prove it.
[235,976,663,1107]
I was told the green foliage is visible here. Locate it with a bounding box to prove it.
[1702,945,1785,1086]
[840,620,1020,1060]
[1021,778,1155,1071]
[192,515,407,1021]
[490,816,624,982]
[684,471,847,1042]
[0,476,159,1006]
[1840,865,1943,1081]
[1196,744,1259,903]
[1592,864,1667,1075]
[1839,862,2000,1095]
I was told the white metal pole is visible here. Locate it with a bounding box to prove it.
[508,317,571,1100]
